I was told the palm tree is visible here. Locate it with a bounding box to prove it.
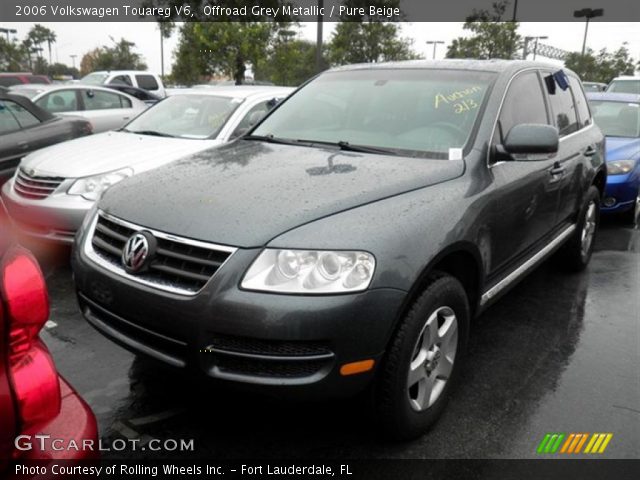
[44,30,56,65]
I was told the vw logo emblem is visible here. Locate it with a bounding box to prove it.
[122,231,155,273]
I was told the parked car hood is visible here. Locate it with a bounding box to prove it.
[100,141,465,248]
[605,136,640,161]
[20,131,221,178]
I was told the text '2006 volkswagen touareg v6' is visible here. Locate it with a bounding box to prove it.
[72,60,605,439]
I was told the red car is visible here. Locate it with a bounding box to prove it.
[0,212,98,472]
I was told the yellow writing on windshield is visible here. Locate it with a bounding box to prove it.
[434,86,482,109]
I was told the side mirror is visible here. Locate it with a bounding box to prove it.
[502,124,559,156]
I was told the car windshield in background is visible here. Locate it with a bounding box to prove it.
[607,81,640,94]
[252,69,496,158]
[590,100,640,138]
[123,94,241,139]
[80,73,109,85]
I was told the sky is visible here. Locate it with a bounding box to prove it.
[2,22,639,75]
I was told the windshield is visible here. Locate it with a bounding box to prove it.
[590,100,640,138]
[80,73,109,85]
[124,94,242,139]
[607,80,640,94]
[253,69,495,157]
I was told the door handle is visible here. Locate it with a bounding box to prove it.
[549,164,565,176]
[17,141,29,150]
[584,146,597,157]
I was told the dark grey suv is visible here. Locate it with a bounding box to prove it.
[72,60,605,439]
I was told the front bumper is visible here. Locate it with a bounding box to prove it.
[601,173,639,213]
[72,238,406,399]
[1,180,92,243]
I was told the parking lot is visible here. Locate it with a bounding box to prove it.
[33,219,639,460]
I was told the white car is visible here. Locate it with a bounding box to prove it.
[1,86,293,243]
[80,70,167,98]
[9,84,147,133]
[606,76,640,94]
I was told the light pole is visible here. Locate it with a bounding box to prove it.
[574,8,604,56]
[0,27,17,41]
[524,35,548,60]
[70,54,77,69]
[316,0,324,73]
[426,40,445,60]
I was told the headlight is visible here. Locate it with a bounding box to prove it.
[67,168,133,200]
[241,249,376,293]
[607,160,635,175]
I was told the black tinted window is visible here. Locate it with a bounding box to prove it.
[0,76,21,87]
[136,75,159,91]
[568,77,591,128]
[545,74,579,137]
[497,72,548,142]
[110,75,132,86]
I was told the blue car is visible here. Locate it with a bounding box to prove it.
[587,92,640,223]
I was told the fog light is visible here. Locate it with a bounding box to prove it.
[603,197,616,207]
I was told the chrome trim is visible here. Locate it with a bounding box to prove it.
[480,224,576,306]
[83,210,237,296]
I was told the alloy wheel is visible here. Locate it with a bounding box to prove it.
[581,201,597,257]
[407,306,458,412]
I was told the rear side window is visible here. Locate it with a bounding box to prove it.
[0,100,22,133]
[496,71,548,142]
[110,75,132,86]
[136,75,159,91]
[568,77,591,128]
[545,75,579,137]
[5,101,40,128]
[83,90,131,110]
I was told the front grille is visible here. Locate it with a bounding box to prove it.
[213,355,330,378]
[207,334,332,357]
[89,212,234,294]
[14,169,65,199]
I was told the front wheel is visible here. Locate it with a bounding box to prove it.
[372,273,469,440]
[557,186,600,271]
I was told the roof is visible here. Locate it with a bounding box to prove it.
[88,70,158,75]
[8,84,141,101]
[610,76,640,81]
[168,86,294,99]
[329,59,568,75]
[586,92,640,103]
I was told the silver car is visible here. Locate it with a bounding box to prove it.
[8,85,147,133]
[1,86,293,243]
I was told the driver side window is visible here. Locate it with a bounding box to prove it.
[495,72,549,146]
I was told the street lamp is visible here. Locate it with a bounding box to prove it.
[0,27,17,41]
[70,54,77,69]
[524,35,548,60]
[574,8,604,56]
[426,40,445,60]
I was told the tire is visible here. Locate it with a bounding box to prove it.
[372,272,470,440]
[557,186,600,272]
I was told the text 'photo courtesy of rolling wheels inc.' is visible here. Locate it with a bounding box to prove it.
[0,0,639,479]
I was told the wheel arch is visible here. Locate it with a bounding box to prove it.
[390,243,485,339]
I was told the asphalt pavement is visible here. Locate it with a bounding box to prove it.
[33,218,640,460]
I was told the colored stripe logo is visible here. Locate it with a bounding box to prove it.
[537,433,613,454]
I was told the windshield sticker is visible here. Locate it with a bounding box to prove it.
[629,103,640,108]
[448,148,463,161]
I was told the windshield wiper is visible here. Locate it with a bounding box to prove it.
[128,129,175,138]
[243,134,309,146]
[294,139,398,156]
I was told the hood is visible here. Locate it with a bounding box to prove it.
[21,131,221,178]
[100,140,465,248]
[605,136,640,161]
